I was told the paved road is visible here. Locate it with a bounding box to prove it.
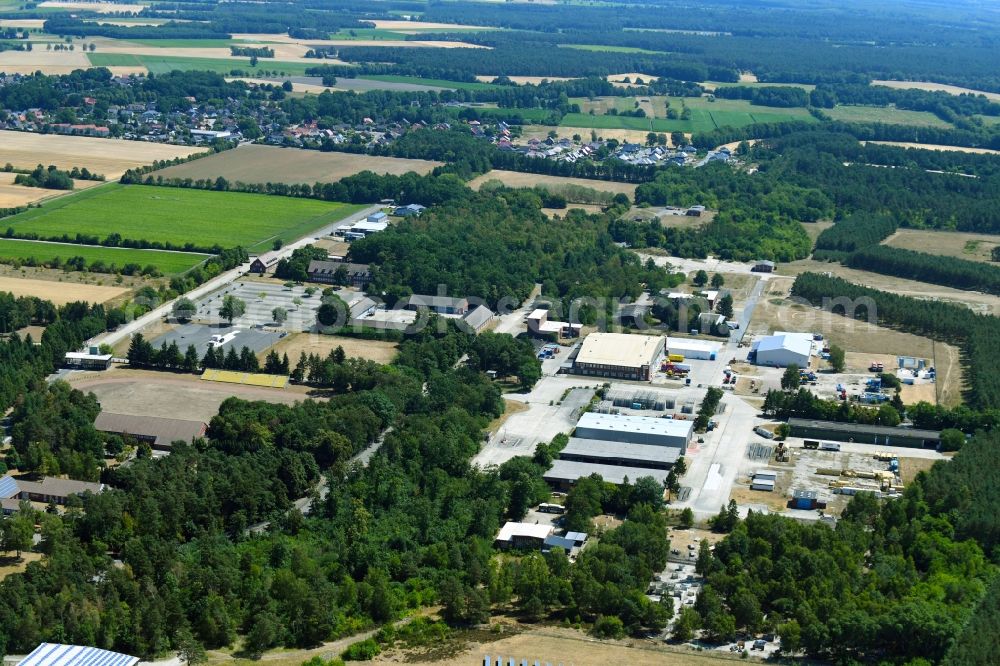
[86,204,380,351]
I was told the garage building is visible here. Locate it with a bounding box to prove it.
[751,333,812,367]
[574,333,665,381]
[788,418,941,448]
[666,337,721,361]
[574,412,692,449]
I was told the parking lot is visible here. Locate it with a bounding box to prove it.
[150,280,360,357]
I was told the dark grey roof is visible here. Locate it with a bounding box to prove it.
[307,260,370,277]
[788,418,940,440]
[404,294,468,309]
[461,305,494,331]
[561,437,681,465]
[94,412,207,447]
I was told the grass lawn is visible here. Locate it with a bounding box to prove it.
[363,74,495,91]
[87,53,315,76]
[465,107,554,122]
[328,28,408,40]
[3,184,365,253]
[560,43,665,54]
[824,105,953,127]
[0,239,208,274]
[559,112,654,131]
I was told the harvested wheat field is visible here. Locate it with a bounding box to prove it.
[227,77,336,95]
[372,20,497,32]
[864,140,1000,155]
[99,42,314,61]
[561,125,665,144]
[0,131,208,179]
[469,169,637,197]
[38,1,145,12]
[0,275,129,305]
[0,172,103,207]
[871,80,1000,102]
[155,144,442,184]
[267,332,399,365]
[0,49,95,75]
[0,19,44,29]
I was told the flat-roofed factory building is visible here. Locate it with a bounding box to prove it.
[573,332,665,381]
[574,412,693,449]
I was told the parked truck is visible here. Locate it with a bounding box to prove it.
[820,441,841,451]
[804,439,820,450]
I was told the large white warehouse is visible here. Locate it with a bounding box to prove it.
[574,412,693,449]
[751,332,812,367]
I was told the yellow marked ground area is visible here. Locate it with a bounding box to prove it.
[202,369,289,388]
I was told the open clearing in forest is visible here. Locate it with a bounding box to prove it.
[266,332,399,365]
[0,275,128,304]
[0,172,104,207]
[871,80,1000,102]
[864,140,1000,155]
[155,145,443,185]
[824,105,952,127]
[3,184,364,253]
[883,229,1000,264]
[469,170,637,197]
[0,553,44,581]
[68,369,313,423]
[0,130,207,179]
[0,238,208,275]
[749,277,965,406]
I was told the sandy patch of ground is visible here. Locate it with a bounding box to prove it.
[883,229,1000,264]
[871,80,1000,102]
[0,173,105,207]
[0,49,91,74]
[750,278,965,406]
[0,131,207,179]
[469,169,637,197]
[739,72,758,83]
[68,368,315,423]
[311,238,350,255]
[864,140,1000,155]
[0,552,44,581]
[475,75,577,85]
[38,1,145,11]
[0,275,128,305]
[267,332,399,365]
[0,19,45,29]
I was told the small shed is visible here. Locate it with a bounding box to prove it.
[792,489,818,509]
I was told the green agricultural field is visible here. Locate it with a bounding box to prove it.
[824,105,953,127]
[2,184,365,253]
[560,44,665,54]
[328,28,409,40]
[87,53,315,76]
[363,74,495,91]
[0,239,208,275]
[559,112,654,131]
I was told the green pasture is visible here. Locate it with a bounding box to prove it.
[0,239,208,275]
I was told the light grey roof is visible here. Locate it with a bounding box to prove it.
[544,459,671,486]
[0,474,18,499]
[576,412,693,439]
[17,644,138,666]
[461,305,494,331]
[94,412,206,447]
[405,294,468,309]
[15,477,104,498]
[561,437,681,465]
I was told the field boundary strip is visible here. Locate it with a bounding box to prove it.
[202,369,289,388]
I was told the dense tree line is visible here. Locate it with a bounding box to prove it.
[42,17,231,40]
[812,214,897,261]
[712,85,810,108]
[791,272,1000,409]
[810,83,1000,121]
[846,245,1000,296]
[348,189,681,317]
[617,161,827,261]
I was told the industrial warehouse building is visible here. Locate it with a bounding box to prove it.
[93,412,208,451]
[559,437,681,470]
[526,308,582,340]
[1,475,104,514]
[543,460,671,491]
[788,418,941,448]
[751,332,813,367]
[14,644,138,666]
[574,412,693,449]
[666,337,721,361]
[574,333,665,381]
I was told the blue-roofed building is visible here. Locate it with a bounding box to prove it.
[542,535,576,553]
[16,644,138,666]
